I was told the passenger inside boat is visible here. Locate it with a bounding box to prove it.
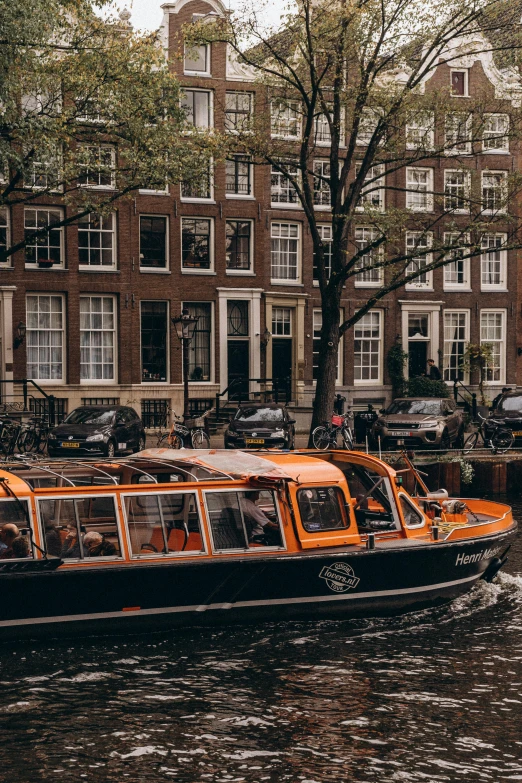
[39,496,121,559]
[205,490,283,550]
[0,500,34,560]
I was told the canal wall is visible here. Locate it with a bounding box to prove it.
[391,453,522,496]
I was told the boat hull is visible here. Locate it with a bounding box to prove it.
[0,525,516,641]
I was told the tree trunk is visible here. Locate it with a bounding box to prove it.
[307,290,341,446]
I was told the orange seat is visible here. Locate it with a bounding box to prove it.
[167,528,186,552]
[149,527,166,551]
[185,532,202,551]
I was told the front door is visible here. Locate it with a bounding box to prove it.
[408,342,427,378]
[228,341,249,399]
[272,339,292,400]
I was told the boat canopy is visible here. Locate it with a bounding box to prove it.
[136,449,293,482]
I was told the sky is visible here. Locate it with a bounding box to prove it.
[115,0,284,32]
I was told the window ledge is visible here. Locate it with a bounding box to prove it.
[481,287,508,293]
[270,280,303,286]
[180,199,216,204]
[481,149,510,155]
[226,271,256,276]
[181,270,216,275]
[79,267,119,273]
[140,268,171,274]
[443,287,472,292]
[270,203,302,210]
[24,266,67,271]
[225,194,255,200]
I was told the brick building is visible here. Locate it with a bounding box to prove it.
[1,0,521,427]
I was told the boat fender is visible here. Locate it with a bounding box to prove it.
[482,552,509,583]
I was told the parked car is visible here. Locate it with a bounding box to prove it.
[224,403,296,449]
[48,406,146,458]
[487,392,522,442]
[371,397,464,450]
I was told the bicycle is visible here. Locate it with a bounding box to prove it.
[158,411,211,449]
[462,412,513,455]
[312,411,354,451]
[0,417,22,457]
[18,416,51,454]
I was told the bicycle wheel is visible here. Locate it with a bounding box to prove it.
[157,433,170,448]
[312,426,332,450]
[462,432,479,454]
[37,430,49,454]
[20,431,36,453]
[169,434,184,449]
[191,429,210,449]
[491,428,513,454]
[342,427,354,450]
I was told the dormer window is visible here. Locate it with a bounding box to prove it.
[451,69,468,97]
[184,44,210,76]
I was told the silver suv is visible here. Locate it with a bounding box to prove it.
[371,397,464,450]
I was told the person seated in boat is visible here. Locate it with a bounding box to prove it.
[240,491,281,546]
[11,535,30,559]
[83,531,117,557]
[61,524,82,559]
[0,524,20,559]
[44,523,62,558]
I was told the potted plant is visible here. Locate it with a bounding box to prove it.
[37,258,55,268]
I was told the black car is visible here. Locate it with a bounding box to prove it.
[48,406,146,458]
[487,392,522,441]
[224,403,296,450]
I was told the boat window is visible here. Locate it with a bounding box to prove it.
[339,463,398,532]
[205,490,283,551]
[399,494,425,528]
[0,499,33,560]
[297,487,347,533]
[38,496,121,559]
[124,492,204,556]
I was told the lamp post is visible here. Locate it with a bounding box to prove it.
[260,328,271,396]
[13,322,26,350]
[172,308,200,423]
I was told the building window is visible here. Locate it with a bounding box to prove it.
[356,108,379,146]
[0,209,10,265]
[226,220,252,272]
[405,232,432,289]
[482,114,509,153]
[141,399,170,429]
[26,294,64,381]
[405,112,434,150]
[227,301,249,336]
[443,311,469,382]
[313,310,341,382]
[24,208,63,267]
[444,170,470,212]
[354,227,382,286]
[225,155,252,197]
[451,69,468,97]
[482,171,507,214]
[270,100,301,139]
[272,308,291,336]
[140,216,167,270]
[82,397,119,407]
[313,160,331,207]
[80,296,116,381]
[183,303,212,381]
[78,213,116,268]
[31,397,68,423]
[443,233,470,290]
[181,163,212,200]
[354,311,382,383]
[355,163,385,211]
[313,224,332,283]
[141,301,168,383]
[25,147,61,191]
[480,310,505,383]
[78,144,116,189]
[182,218,212,271]
[481,234,507,290]
[271,222,300,282]
[314,111,331,145]
[224,92,252,132]
[405,168,433,211]
[181,89,212,128]
[445,112,472,155]
[271,162,299,206]
[184,44,210,76]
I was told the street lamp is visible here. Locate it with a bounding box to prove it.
[172,308,200,423]
[13,322,26,350]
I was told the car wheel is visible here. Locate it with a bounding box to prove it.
[439,430,450,451]
[106,440,116,458]
[133,435,146,453]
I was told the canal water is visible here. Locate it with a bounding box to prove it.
[1,507,522,783]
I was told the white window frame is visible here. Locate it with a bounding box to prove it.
[25,147,63,193]
[270,222,301,284]
[405,167,433,212]
[405,112,435,150]
[272,307,292,336]
[444,169,470,213]
[443,232,471,291]
[313,159,331,209]
[482,170,508,215]
[181,301,215,384]
[181,217,215,275]
[225,218,254,276]
[139,214,169,273]
[405,232,433,290]
[445,112,472,155]
[0,208,10,267]
[180,159,214,202]
[184,43,211,77]
[26,293,65,384]
[354,310,383,385]
[224,91,253,134]
[270,100,301,140]
[480,309,506,385]
[78,144,116,190]
[78,212,117,271]
[482,113,509,153]
[480,233,507,291]
[356,108,380,146]
[355,163,385,212]
[354,227,383,287]
[181,88,213,129]
[225,154,253,199]
[79,295,117,384]
[313,224,333,285]
[313,308,343,384]
[450,69,469,97]
[24,207,64,269]
[443,309,470,383]
[270,162,300,208]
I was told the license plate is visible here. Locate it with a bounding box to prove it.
[61,442,80,448]
[513,431,522,436]
[246,438,265,445]
[393,431,411,437]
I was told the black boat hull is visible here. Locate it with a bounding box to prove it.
[0,526,515,641]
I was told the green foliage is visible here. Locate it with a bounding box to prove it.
[406,376,451,398]
[387,341,408,397]
[461,343,494,404]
